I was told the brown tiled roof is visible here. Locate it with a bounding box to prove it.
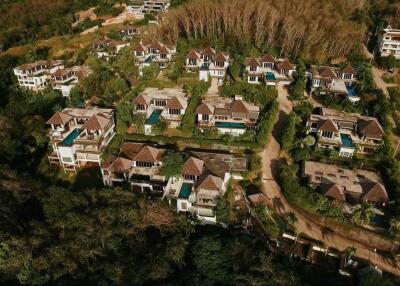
[134,42,147,52]
[101,155,116,169]
[182,157,204,176]
[122,24,137,31]
[363,183,388,204]
[82,114,110,131]
[196,175,223,191]
[342,65,356,74]
[319,67,337,79]
[214,108,230,116]
[120,142,145,159]
[248,193,269,205]
[149,41,164,50]
[134,94,151,105]
[202,47,216,57]
[133,146,163,163]
[52,69,70,77]
[214,52,228,62]
[276,59,295,70]
[108,157,133,173]
[195,103,213,115]
[230,100,248,113]
[358,119,384,139]
[159,46,169,54]
[187,49,201,60]
[165,96,184,109]
[259,54,276,63]
[245,58,261,67]
[46,111,72,125]
[323,184,346,202]
[318,119,339,133]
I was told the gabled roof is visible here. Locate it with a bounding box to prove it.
[149,41,164,50]
[202,47,216,57]
[245,58,261,67]
[358,119,384,139]
[133,146,163,163]
[82,114,110,131]
[324,184,346,202]
[363,183,389,204]
[159,46,169,54]
[134,94,151,105]
[107,157,133,173]
[248,193,269,205]
[122,24,137,31]
[182,157,204,176]
[120,142,145,160]
[214,52,228,62]
[259,54,276,63]
[52,69,71,77]
[230,100,248,113]
[319,67,337,79]
[195,102,214,115]
[133,42,147,52]
[276,59,295,70]
[187,49,201,60]
[196,175,223,191]
[318,119,339,133]
[342,65,356,74]
[165,96,184,109]
[46,111,72,125]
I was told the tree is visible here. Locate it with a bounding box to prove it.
[351,203,374,226]
[302,135,315,147]
[160,153,184,179]
[281,113,298,150]
[102,77,130,105]
[115,48,139,79]
[152,117,168,135]
[69,86,85,107]
[289,59,306,99]
[389,218,400,242]
[142,63,160,80]
[378,54,398,71]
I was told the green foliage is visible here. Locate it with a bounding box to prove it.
[94,4,123,17]
[227,61,241,79]
[131,113,146,134]
[256,100,279,145]
[142,63,160,80]
[221,81,277,107]
[153,117,168,135]
[281,113,298,150]
[359,271,394,286]
[69,86,85,107]
[168,54,185,81]
[351,203,375,226]
[115,48,139,79]
[289,59,306,99]
[160,152,184,179]
[377,54,399,71]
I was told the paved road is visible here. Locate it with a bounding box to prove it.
[261,83,400,276]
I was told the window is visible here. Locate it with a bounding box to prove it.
[136,161,153,167]
[160,53,167,59]
[202,114,209,121]
[338,169,344,174]
[155,100,167,106]
[311,122,318,128]
[250,66,257,72]
[189,59,196,65]
[249,76,257,82]
[321,131,333,138]
[315,171,323,175]
[315,176,321,181]
[181,202,187,210]
[137,104,146,110]
[340,175,349,180]
[184,174,196,181]
[169,108,180,115]
[62,157,72,162]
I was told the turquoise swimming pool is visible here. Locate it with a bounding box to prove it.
[340,133,353,148]
[61,128,82,146]
[145,110,162,125]
[265,72,277,81]
[345,82,358,98]
[179,183,192,199]
[215,121,246,129]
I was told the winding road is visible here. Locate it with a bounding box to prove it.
[261,83,400,276]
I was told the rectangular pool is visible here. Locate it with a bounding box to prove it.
[215,121,246,129]
[179,183,193,199]
[345,82,358,98]
[265,72,277,81]
[340,133,353,148]
[145,110,162,125]
[61,128,82,146]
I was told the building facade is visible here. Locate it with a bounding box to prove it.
[378,25,400,59]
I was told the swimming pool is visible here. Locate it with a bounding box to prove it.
[61,128,82,146]
[145,110,162,125]
[179,183,192,199]
[215,121,246,129]
[265,72,277,81]
[340,133,353,148]
[345,83,358,98]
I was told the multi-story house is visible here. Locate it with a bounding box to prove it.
[303,161,389,210]
[101,142,167,193]
[244,55,296,86]
[185,47,231,85]
[51,66,91,97]
[378,25,400,59]
[309,65,359,102]
[13,60,64,92]
[120,24,140,38]
[133,40,176,75]
[163,151,247,223]
[133,88,188,135]
[306,107,385,158]
[46,107,116,172]
[195,95,260,136]
[92,38,130,60]
[127,0,170,17]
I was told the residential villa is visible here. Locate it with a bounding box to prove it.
[46,107,116,172]
[195,95,260,136]
[185,48,232,85]
[163,151,247,223]
[244,55,296,87]
[101,142,167,193]
[307,107,385,158]
[378,25,400,59]
[51,66,92,97]
[309,65,359,102]
[92,38,130,60]
[13,60,64,92]
[133,88,188,135]
[120,24,140,38]
[306,107,385,158]
[133,40,176,75]
[303,161,389,210]
[127,0,170,18]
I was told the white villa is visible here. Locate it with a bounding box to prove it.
[51,66,92,97]
[92,38,130,60]
[133,88,188,135]
[378,25,400,59]
[244,55,296,87]
[46,107,116,172]
[185,48,232,85]
[127,0,170,18]
[195,95,260,136]
[306,107,385,158]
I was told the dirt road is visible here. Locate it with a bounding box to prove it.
[261,83,400,276]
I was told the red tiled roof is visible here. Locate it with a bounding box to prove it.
[195,103,213,115]
[230,100,248,113]
[134,43,147,52]
[149,41,164,50]
[363,183,388,204]
[324,184,346,202]
[165,96,184,109]
[133,146,163,163]
[259,54,276,63]
[319,67,337,79]
[134,94,150,105]
[358,119,384,140]
[342,65,356,74]
[120,142,145,159]
[276,59,295,70]
[187,49,201,60]
[108,157,133,173]
[196,175,223,191]
[82,114,110,131]
[214,52,228,62]
[201,47,216,57]
[46,111,72,125]
[245,58,261,67]
[182,157,204,176]
[318,119,339,133]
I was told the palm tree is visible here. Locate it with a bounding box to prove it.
[284,212,297,232]
[328,149,339,164]
[351,203,375,226]
[389,218,400,242]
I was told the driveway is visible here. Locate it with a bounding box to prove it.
[260,83,400,276]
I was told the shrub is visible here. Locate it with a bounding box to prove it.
[281,113,298,150]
